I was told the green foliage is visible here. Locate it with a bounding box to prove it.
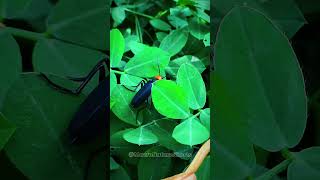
[212,4,320,180]
[110,0,210,178]
[0,0,107,179]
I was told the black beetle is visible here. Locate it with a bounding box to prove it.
[40,58,109,144]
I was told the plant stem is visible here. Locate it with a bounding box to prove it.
[4,27,45,41]
[255,159,292,180]
[111,69,126,75]
[281,148,294,160]
[124,8,155,19]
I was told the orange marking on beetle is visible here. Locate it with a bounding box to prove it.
[155,75,162,80]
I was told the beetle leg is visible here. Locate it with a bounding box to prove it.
[40,58,108,95]
[122,79,147,92]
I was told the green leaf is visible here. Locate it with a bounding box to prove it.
[110,157,120,170]
[213,0,306,38]
[160,28,188,56]
[33,39,106,94]
[0,113,15,151]
[124,47,170,78]
[111,85,140,126]
[215,7,307,152]
[123,127,158,145]
[150,19,171,31]
[0,32,21,108]
[138,146,172,180]
[156,32,168,42]
[166,55,206,77]
[172,116,209,146]
[110,165,131,180]
[212,75,256,179]
[110,71,117,95]
[120,74,144,89]
[2,74,105,180]
[152,80,189,119]
[47,0,108,50]
[0,0,51,20]
[127,41,149,55]
[203,33,210,47]
[189,17,209,40]
[200,108,210,131]
[288,147,320,180]
[125,34,139,52]
[111,29,125,67]
[176,63,206,110]
[147,119,190,152]
[111,7,126,26]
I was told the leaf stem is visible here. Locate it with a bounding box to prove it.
[4,27,46,41]
[281,148,294,160]
[111,69,126,75]
[124,8,155,19]
[140,117,168,128]
[255,159,292,180]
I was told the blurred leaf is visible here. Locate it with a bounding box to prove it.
[2,74,105,180]
[288,147,320,180]
[47,0,108,50]
[33,39,106,95]
[213,0,306,38]
[203,33,210,47]
[110,165,131,180]
[215,6,307,152]
[110,29,125,67]
[150,19,171,31]
[0,113,15,150]
[156,32,168,42]
[213,74,255,180]
[111,7,126,27]
[123,127,158,145]
[0,32,21,108]
[138,146,172,180]
[110,157,120,170]
[152,80,189,119]
[189,17,209,40]
[176,63,206,110]
[0,0,51,20]
[172,116,209,146]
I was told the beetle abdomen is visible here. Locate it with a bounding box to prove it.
[68,78,109,144]
[131,80,153,108]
